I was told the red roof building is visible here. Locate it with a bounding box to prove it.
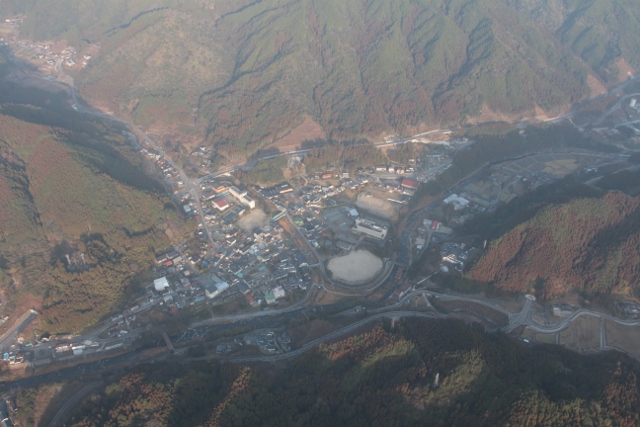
[212,198,229,211]
[245,294,259,307]
[401,178,420,189]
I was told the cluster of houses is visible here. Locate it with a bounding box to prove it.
[189,145,214,169]
[2,341,33,367]
[414,154,453,182]
[3,17,22,27]
[53,339,100,358]
[207,224,312,307]
[8,34,91,69]
[157,159,182,185]
[142,140,478,314]
[373,164,416,175]
[150,216,313,312]
[262,178,396,251]
[134,139,490,320]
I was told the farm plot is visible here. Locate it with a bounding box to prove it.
[605,319,640,359]
[558,314,600,351]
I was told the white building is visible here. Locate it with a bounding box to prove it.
[273,286,286,299]
[353,218,388,239]
[205,281,230,299]
[443,194,470,210]
[154,277,170,292]
[229,186,256,209]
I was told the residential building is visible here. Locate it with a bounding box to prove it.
[201,189,217,201]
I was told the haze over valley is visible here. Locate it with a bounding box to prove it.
[1,1,640,426]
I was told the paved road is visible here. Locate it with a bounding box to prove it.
[524,309,640,335]
[0,310,38,352]
[502,297,533,332]
[594,92,640,126]
[2,283,639,394]
[48,381,103,427]
[227,310,439,363]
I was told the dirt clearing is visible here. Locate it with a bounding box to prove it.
[559,314,600,351]
[587,74,606,97]
[615,58,635,81]
[327,250,383,284]
[356,192,398,220]
[314,290,348,306]
[605,319,640,359]
[264,118,326,153]
[237,209,268,231]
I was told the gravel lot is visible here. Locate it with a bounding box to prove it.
[328,250,383,284]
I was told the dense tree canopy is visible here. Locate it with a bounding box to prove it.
[63,319,640,426]
[470,192,640,299]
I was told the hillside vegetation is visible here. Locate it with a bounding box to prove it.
[470,192,640,299]
[0,88,183,332]
[4,0,638,161]
[60,319,640,426]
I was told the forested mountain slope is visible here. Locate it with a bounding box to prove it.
[0,76,183,332]
[504,0,640,81]
[470,192,640,299]
[60,319,640,426]
[3,0,638,161]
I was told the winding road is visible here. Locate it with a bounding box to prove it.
[226,310,440,363]
[47,381,103,427]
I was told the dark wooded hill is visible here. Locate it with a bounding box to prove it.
[470,191,640,299]
[55,319,640,426]
[0,73,184,332]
